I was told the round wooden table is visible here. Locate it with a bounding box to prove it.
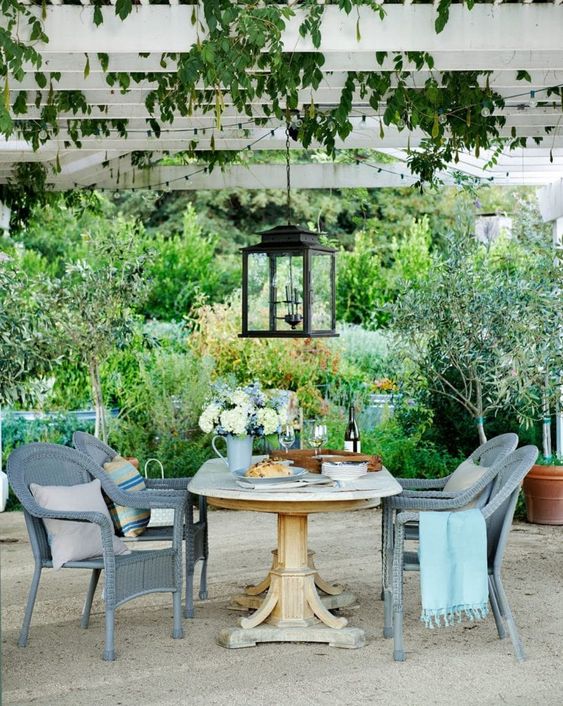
[188,458,402,649]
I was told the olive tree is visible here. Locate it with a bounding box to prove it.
[392,227,560,445]
[0,254,57,470]
[53,219,148,442]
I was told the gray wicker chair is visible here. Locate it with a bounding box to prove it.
[381,433,518,608]
[73,431,208,618]
[387,445,538,662]
[7,443,185,661]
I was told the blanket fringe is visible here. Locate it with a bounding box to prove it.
[420,604,489,629]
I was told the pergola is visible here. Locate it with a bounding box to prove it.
[0,2,562,192]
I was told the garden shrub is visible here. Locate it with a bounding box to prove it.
[1,412,94,510]
[189,294,343,415]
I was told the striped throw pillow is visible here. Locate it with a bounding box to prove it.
[102,455,151,537]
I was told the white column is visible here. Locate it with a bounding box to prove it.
[555,218,563,459]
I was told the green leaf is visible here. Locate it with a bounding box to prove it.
[93,4,103,27]
[375,52,387,67]
[516,70,532,83]
[356,18,361,43]
[431,113,439,139]
[35,72,47,89]
[3,77,10,113]
[84,54,90,80]
[98,53,109,73]
[115,0,133,22]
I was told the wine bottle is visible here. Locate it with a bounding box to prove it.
[344,404,361,453]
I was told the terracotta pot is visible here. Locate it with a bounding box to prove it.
[523,464,563,525]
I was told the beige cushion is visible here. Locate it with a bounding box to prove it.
[30,478,130,570]
[443,459,489,508]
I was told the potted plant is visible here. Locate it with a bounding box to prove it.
[507,218,563,525]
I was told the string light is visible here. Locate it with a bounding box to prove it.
[438,110,447,125]
[528,90,538,109]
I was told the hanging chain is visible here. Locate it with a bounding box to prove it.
[285,124,291,225]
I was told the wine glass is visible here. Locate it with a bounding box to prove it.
[305,420,328,456]
[278,423,295,454]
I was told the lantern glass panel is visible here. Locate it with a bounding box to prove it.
[247,252,270,331]
[311,252,333,331]
[273,252,304,333]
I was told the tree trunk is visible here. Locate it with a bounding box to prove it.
[89,359,107,443]
[475,381,487,445]
[542,375,552,461]
[475,418,487,445]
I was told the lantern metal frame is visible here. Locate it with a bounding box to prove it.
[240,223,338,338]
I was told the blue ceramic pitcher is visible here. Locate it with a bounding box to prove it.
[212,434,253,473]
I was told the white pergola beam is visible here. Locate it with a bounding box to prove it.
[10,69,563,92]
[17,6,563,55]
[24,50,563,74]
[48,163,435,191]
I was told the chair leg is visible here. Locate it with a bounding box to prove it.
[103,607,116,661]
[184,535,195,619]
[81,569,101,629]
[493,572,526,662]
[393,609,406,661]
[18,565,42,648]
[199,497,209,601]
[172,589,184,640]
[199,555,208,601]
[383,589,393,639]
[380,503,386,601]
[488,575,506,640]
[381,503,394,602]
[392,523,406,661]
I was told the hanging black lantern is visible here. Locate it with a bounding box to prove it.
[240,124,338,338]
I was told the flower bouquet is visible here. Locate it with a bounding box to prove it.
[199,381,289,472]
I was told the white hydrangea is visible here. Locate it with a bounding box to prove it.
[231,390,251,409]
[220,407,249,437]
[198,403,221,434]
[257,407,281,436]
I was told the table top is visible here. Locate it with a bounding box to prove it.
[188,457,402,510]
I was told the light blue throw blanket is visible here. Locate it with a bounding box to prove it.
[419,509,489,628]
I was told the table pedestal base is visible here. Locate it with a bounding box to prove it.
[230,548,355,612]
[219,513,365,649]
[217,624,365,649]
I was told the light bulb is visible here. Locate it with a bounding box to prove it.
[396,118,405,129]
[529,90,538,109]
[438,111,447,125]
[480,105,491,118]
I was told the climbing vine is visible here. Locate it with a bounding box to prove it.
[0,1,561,188]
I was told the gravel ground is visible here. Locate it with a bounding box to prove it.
[1,508,562,706]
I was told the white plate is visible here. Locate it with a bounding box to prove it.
[232,466,307,484]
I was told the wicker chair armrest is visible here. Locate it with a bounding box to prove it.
[387,491,472,511]
[397,477,449,490]
[112,490,187,511]
[399,489,458,499]
[145,478,189,491]
[396,511,420,525]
